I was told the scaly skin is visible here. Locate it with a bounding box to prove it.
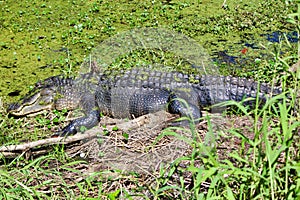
[7,68,282,136]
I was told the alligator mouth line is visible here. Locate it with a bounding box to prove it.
[8,92,53,116]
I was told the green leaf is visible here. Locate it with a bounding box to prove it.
[122,132,129,140]
[112,126,119,131]
[108,189,120,200]
[226,185,235,200]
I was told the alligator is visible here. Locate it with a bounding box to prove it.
[7,68,282,136]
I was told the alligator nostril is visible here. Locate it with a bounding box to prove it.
[7,102,20,112]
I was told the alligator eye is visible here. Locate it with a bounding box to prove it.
[40,87,55,96]
[39,97,53,105]
[39,95,54,105]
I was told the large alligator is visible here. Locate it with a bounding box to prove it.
[7,67,282,136]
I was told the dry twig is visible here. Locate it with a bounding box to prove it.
[0,113,151,157]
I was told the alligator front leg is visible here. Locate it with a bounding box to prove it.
[57,109,100,136]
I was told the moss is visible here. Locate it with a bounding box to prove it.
[0,0,296,102]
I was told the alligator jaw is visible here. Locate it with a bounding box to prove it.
[11,102,53,116]
[7,91,54,116]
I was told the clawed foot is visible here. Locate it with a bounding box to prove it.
[52,125,78,137]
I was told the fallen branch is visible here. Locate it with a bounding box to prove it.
[0,130,99,152]
[0,113,153,157]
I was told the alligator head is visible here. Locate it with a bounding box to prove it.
[7,76,80,116]
[7,86,56,116]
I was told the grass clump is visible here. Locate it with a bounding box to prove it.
[149,83,299,199]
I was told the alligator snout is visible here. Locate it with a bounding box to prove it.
[7,102,21,113]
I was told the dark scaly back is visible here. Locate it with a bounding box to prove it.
[95,68,196,118]
[193,75,282,106]
[34,75,75,89]
[95,68,282,113]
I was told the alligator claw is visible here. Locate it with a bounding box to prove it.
[55,125,78,137]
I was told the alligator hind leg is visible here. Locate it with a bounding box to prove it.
[128,88,201,124]
[167,92,202,125]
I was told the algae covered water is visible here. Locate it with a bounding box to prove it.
[0,0,297,102]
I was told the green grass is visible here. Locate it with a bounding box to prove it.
[149,82,299,199]
[0,0,299,199]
